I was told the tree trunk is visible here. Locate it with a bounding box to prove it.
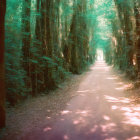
[0,0,6,129]
[22,0,31,91]
[134,0,140,80]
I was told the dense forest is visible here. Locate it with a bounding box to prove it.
[0,0,140,129]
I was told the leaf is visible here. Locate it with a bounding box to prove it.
[42,56,53,62]
[30,59,38,64]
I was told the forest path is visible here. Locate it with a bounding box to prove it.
[2,61,140,140]
[23,61,140,140]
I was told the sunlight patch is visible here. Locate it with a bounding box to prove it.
[105,95,130,103]
[73,120,80,125]
[123,111,140,126]
[105,137,117,140]
[77,90,89,93]
[43,127,52,132]
[61,110,71,115]
[106,76,118,80]
[115,82,124,85]
[64,135,69,140]
[121,107,132,112]
[86,125,98,134]
[46,116,51,119]
[73,117,85,125]
[75,110,91,117]
[90,125,98,133]
[127,136,140,140]
[101,123,116,132]
[112,105,118,110]
[115,87,124,90]
[104,95,119,102]
[115,84,133,91]
[103,115,110,121]
[120,98,130,103]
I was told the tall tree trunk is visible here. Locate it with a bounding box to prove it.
[134,0,140,80]
[22,0,31,91]
[0,0,6,129]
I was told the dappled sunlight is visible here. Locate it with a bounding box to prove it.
[111,105,119,110]
[120,98,130,103]
[73,120,80,125]
[106,76,118,80]
[73,117,86,125]
[43,127,52,132]
[40,57,140,140]
[121,107,132,112]
[104,95,119,102]
[115,84,133,91]
[75,110,92,118]
[63,134,69,140]
[115,82,124,85]
[103,115,110,121]
[101,123,116,132]
[127,136,140,140]
[123,114,140,126]
[90,61,110,71]
[46,116,51,120]
[42,99,140,140]
[87,125,98,134]
[105,95,130,103]
[77,90,90,93]
[105,137,117,140]
[124,83,134,90]
[122,106,140,127]
[115,87,124,91]
[76,110,89,114]
[61,110,71,115]
[105,95,140,127]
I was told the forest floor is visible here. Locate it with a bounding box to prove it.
[1,61,140,140]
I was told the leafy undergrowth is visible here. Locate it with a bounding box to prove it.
[125,83,140,104]
[113,67,140,104]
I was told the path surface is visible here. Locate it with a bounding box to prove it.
[21,61,140,140]
[3,61,140,140]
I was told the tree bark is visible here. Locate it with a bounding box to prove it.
[134,0,140,80]
[0,0,6,129]
[22,0,32,92]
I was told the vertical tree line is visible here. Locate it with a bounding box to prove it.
[1,0,96,128]
[5,0,96,106]
[106,0,140,80]
[134,0,140,80]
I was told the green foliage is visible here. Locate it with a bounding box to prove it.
[5,0,27,105]
[5,0,140,105]
[5,0,112,105]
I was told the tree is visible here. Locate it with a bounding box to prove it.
[0,0,6,129]
[4,0,96,107]
[22,0,32,92]
[134,0,140,80]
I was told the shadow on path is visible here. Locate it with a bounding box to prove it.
[13,61,140,140]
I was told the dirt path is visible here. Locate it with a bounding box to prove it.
[2,61,140,140]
